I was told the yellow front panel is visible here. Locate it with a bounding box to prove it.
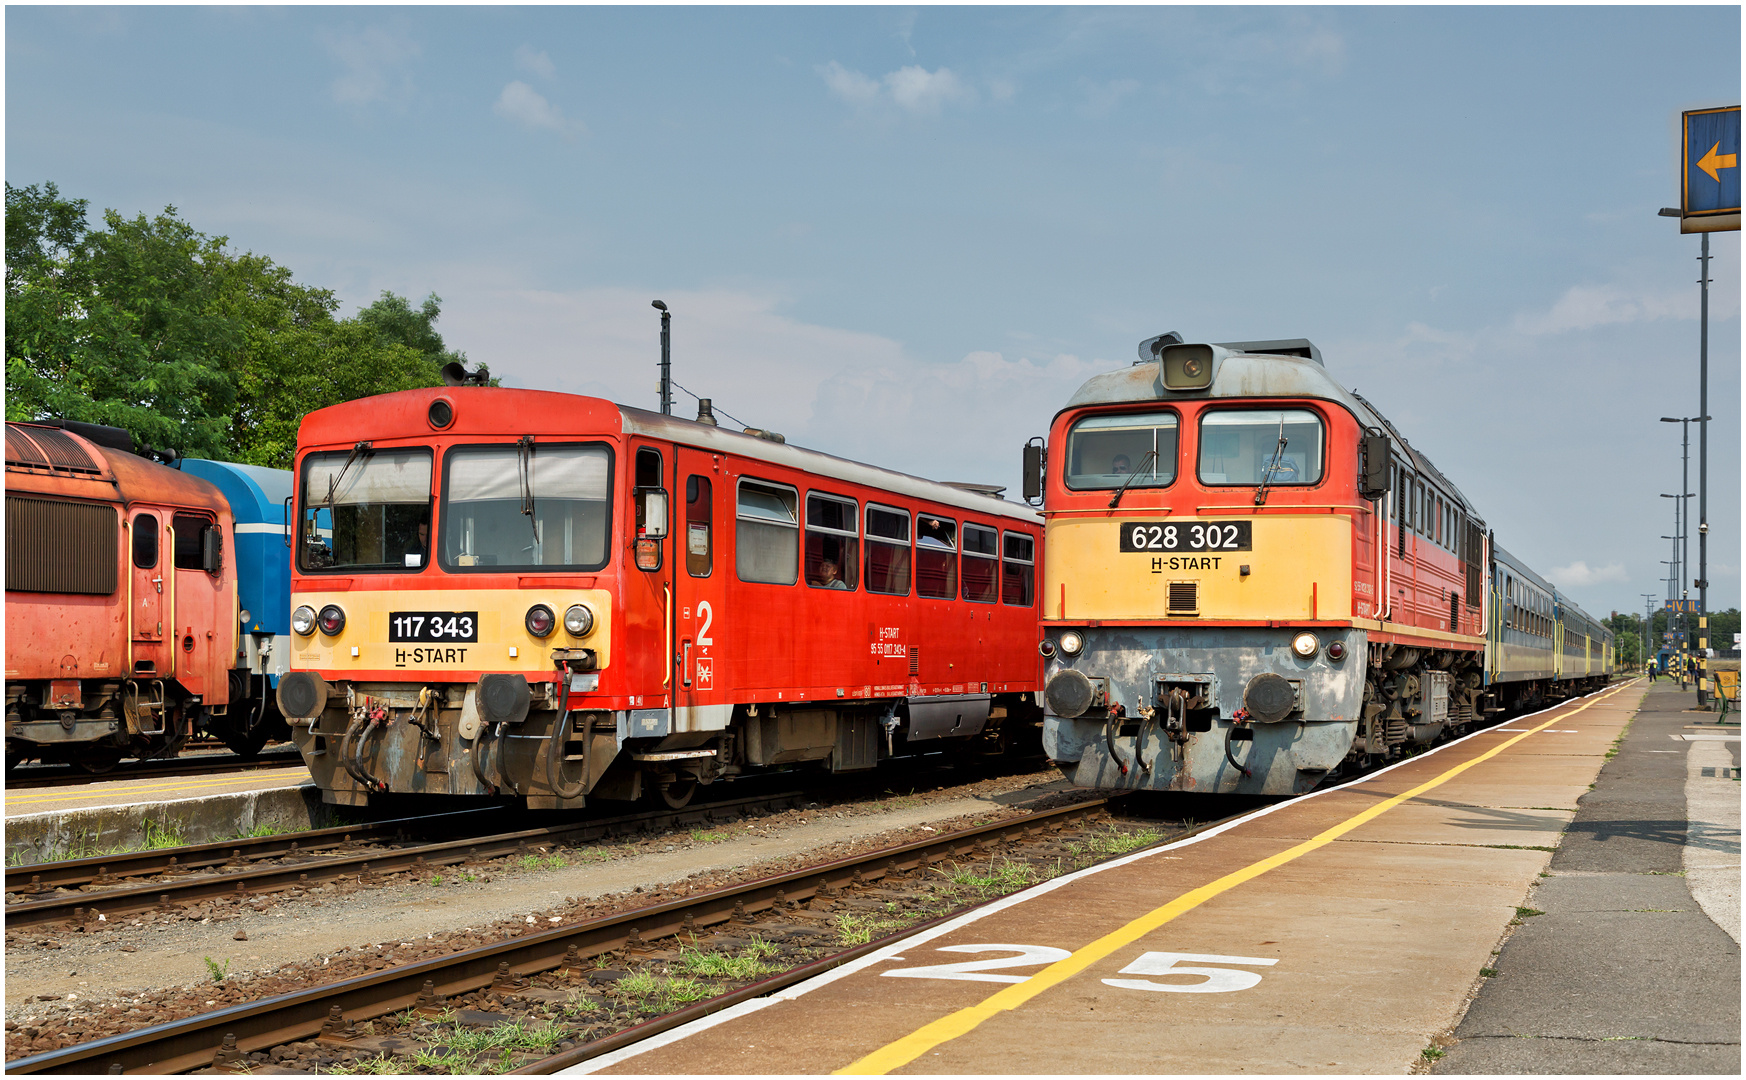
[290,588,613,674]
[1043,515,1353,621]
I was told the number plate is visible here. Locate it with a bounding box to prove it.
[389,611,479,643]
[1119,521,1252,553]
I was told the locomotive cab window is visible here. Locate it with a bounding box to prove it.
[736,479,799,585]
[301,448,434,572]
[916,515,957,599]
[172,513,219,573]
[1064,412,1177,490]
[1001,531,1035,607]
[804,492,858,591]
[864,504,910,595]
[1198,409,1323,486]
[441,443,611,572]
[961,523,998,603]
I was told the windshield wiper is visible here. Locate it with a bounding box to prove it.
[1253,419,1288,507]
[517,435,539,541]
[1108,449,1159,509]
[324,441,373,507]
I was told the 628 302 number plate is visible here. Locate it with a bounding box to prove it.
[389,612,479,643]
[1120,521,1251,553]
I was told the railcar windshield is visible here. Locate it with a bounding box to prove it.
[1065,412,1177,490]
[300,448,432,572]
[441,443,612,572]
[1198,409,1324,486]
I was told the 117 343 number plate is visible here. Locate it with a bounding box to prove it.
[389,611,479,643]
[1120,521,1252,553]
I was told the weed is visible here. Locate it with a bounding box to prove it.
[935,859,1042,900]
[562,988,605,1017]
[1514,907,1545,918]
[142,819,186,849]
[515,853,567,872]
[429,874,444,886]
[329,1053,408,1075]
[203,956,230,982]
[1479,967,1498,978]
[458,870,480,883]
[1421,1046,1445,1061]
[690,830,727,843]
[743,934,779,959]
[673,944,778,981]
[1065,824,1165,859]
[233,823,286,840]
[833,911,910,945]
[614,971,714,1011]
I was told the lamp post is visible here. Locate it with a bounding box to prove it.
[651,301,672,416]
[1641,592,1659,674]
[1660,416,1711,703]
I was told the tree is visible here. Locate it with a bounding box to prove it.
[1614,630,1641,668]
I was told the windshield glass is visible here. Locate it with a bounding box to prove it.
[1198,409,1324,486]
[442,443,612,571]
[1065,412,1177,490]
[299,448,432,572]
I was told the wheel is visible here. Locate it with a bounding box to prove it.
[656,777,698,810]
[74,749,124,775]
[219,725,272,759]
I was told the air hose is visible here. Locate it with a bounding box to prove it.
[1223,715,1252,779]
[546,678,588,800]
[469,725,498,796]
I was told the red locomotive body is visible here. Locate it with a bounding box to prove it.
[279,387,1043,808]
[5,423,238,770]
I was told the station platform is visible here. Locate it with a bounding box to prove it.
[569,679,1738,1075]
[4,763,316,864]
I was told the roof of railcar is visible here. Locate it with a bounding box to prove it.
[1062,347,1483,522]
[297,387,1041,527]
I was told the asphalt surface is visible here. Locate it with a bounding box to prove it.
[1434,683,1741,1074]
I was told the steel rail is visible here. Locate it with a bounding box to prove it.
[5,796,1121,1074]
[3,791,810,931]
[4,751,309,790]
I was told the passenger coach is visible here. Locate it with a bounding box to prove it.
[1030,335,1610,796]
[277,385,1044,808]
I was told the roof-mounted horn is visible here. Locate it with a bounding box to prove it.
[1158,342,1230,392]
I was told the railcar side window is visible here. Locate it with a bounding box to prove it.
[440,444,610,572]
[916,515,957,599]
[301,448,434,572]
[1064,412,1178,490]
[804,493,858,591]
[961,523,998,603]
[685,475,712,578]
[1198,409,1324,486]
[736,479,799,585]
[864,504,910,595]
[1001,531,1035,607]
[133,512,160,569]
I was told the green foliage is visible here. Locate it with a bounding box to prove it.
[5,181,459,469]
[203,956,230,982]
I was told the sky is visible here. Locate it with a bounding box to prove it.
[6,5,1740,625]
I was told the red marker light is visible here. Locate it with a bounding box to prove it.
[316,604,346,637]
[1326,641,1346,661]
[525,604,556,638]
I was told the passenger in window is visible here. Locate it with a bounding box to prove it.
[1111,454,1131,474]
[402,519,430,568]
[817,558,850,590]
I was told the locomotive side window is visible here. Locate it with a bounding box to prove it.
[1065,412,1178,491]
[736,479,799,585]
[301,448,434,572]
[1198,409,1323,486]
[133,511,160,569]
[441,444,610,572]
[961,523,998,603]
[172,513,217,572]
[804,492,858,591]
[916,515,957,599]
[864,504,911,595]
[686,475,713,578]
[1001,531,1035,607]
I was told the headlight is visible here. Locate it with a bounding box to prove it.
[564,603,595,636]
[1059,630,1085,656]
[526,604,556,638]
[292,605,317,636]
[1291,631,1319,658]
[316,604,346,637]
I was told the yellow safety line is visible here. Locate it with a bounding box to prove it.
[5,768,309,807]
[836,680,1640,1075]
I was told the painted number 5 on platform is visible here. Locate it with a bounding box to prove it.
[1102,951,1278,993]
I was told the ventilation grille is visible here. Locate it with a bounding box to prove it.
[1168,581,1198,616]
[1450,591,1461,633]
[5,424,101,475]
[6,496,119,594]
[1398,522,1408,559]
[908,646,920,676]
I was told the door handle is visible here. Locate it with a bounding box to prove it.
[681,639,693,688]
[151,576,163,594]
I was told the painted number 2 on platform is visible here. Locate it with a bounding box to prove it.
[882,945,1277,992]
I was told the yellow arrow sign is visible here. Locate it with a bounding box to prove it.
[1697,141,1737,182]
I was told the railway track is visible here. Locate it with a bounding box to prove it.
[7,794,1214,1075]
[4,750,308,790]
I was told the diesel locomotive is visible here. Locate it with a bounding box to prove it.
[4,421,294,770]
[1029,335,1612,796]
[274,384,1045,809]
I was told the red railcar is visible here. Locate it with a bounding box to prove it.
[278,386,1044,808]
[5,422,239,770]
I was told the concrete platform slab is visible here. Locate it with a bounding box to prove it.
[571,683,1650,1076]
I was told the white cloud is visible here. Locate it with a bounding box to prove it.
[514,45,555,80]
[1513,284,1692,335]
[319,26,420,109]
[493,81,579,136]
[818,62,978,115]
[1547,561,1629,587]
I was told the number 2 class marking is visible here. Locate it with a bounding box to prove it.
[696,600,714,646]
[882,945,1277,993]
